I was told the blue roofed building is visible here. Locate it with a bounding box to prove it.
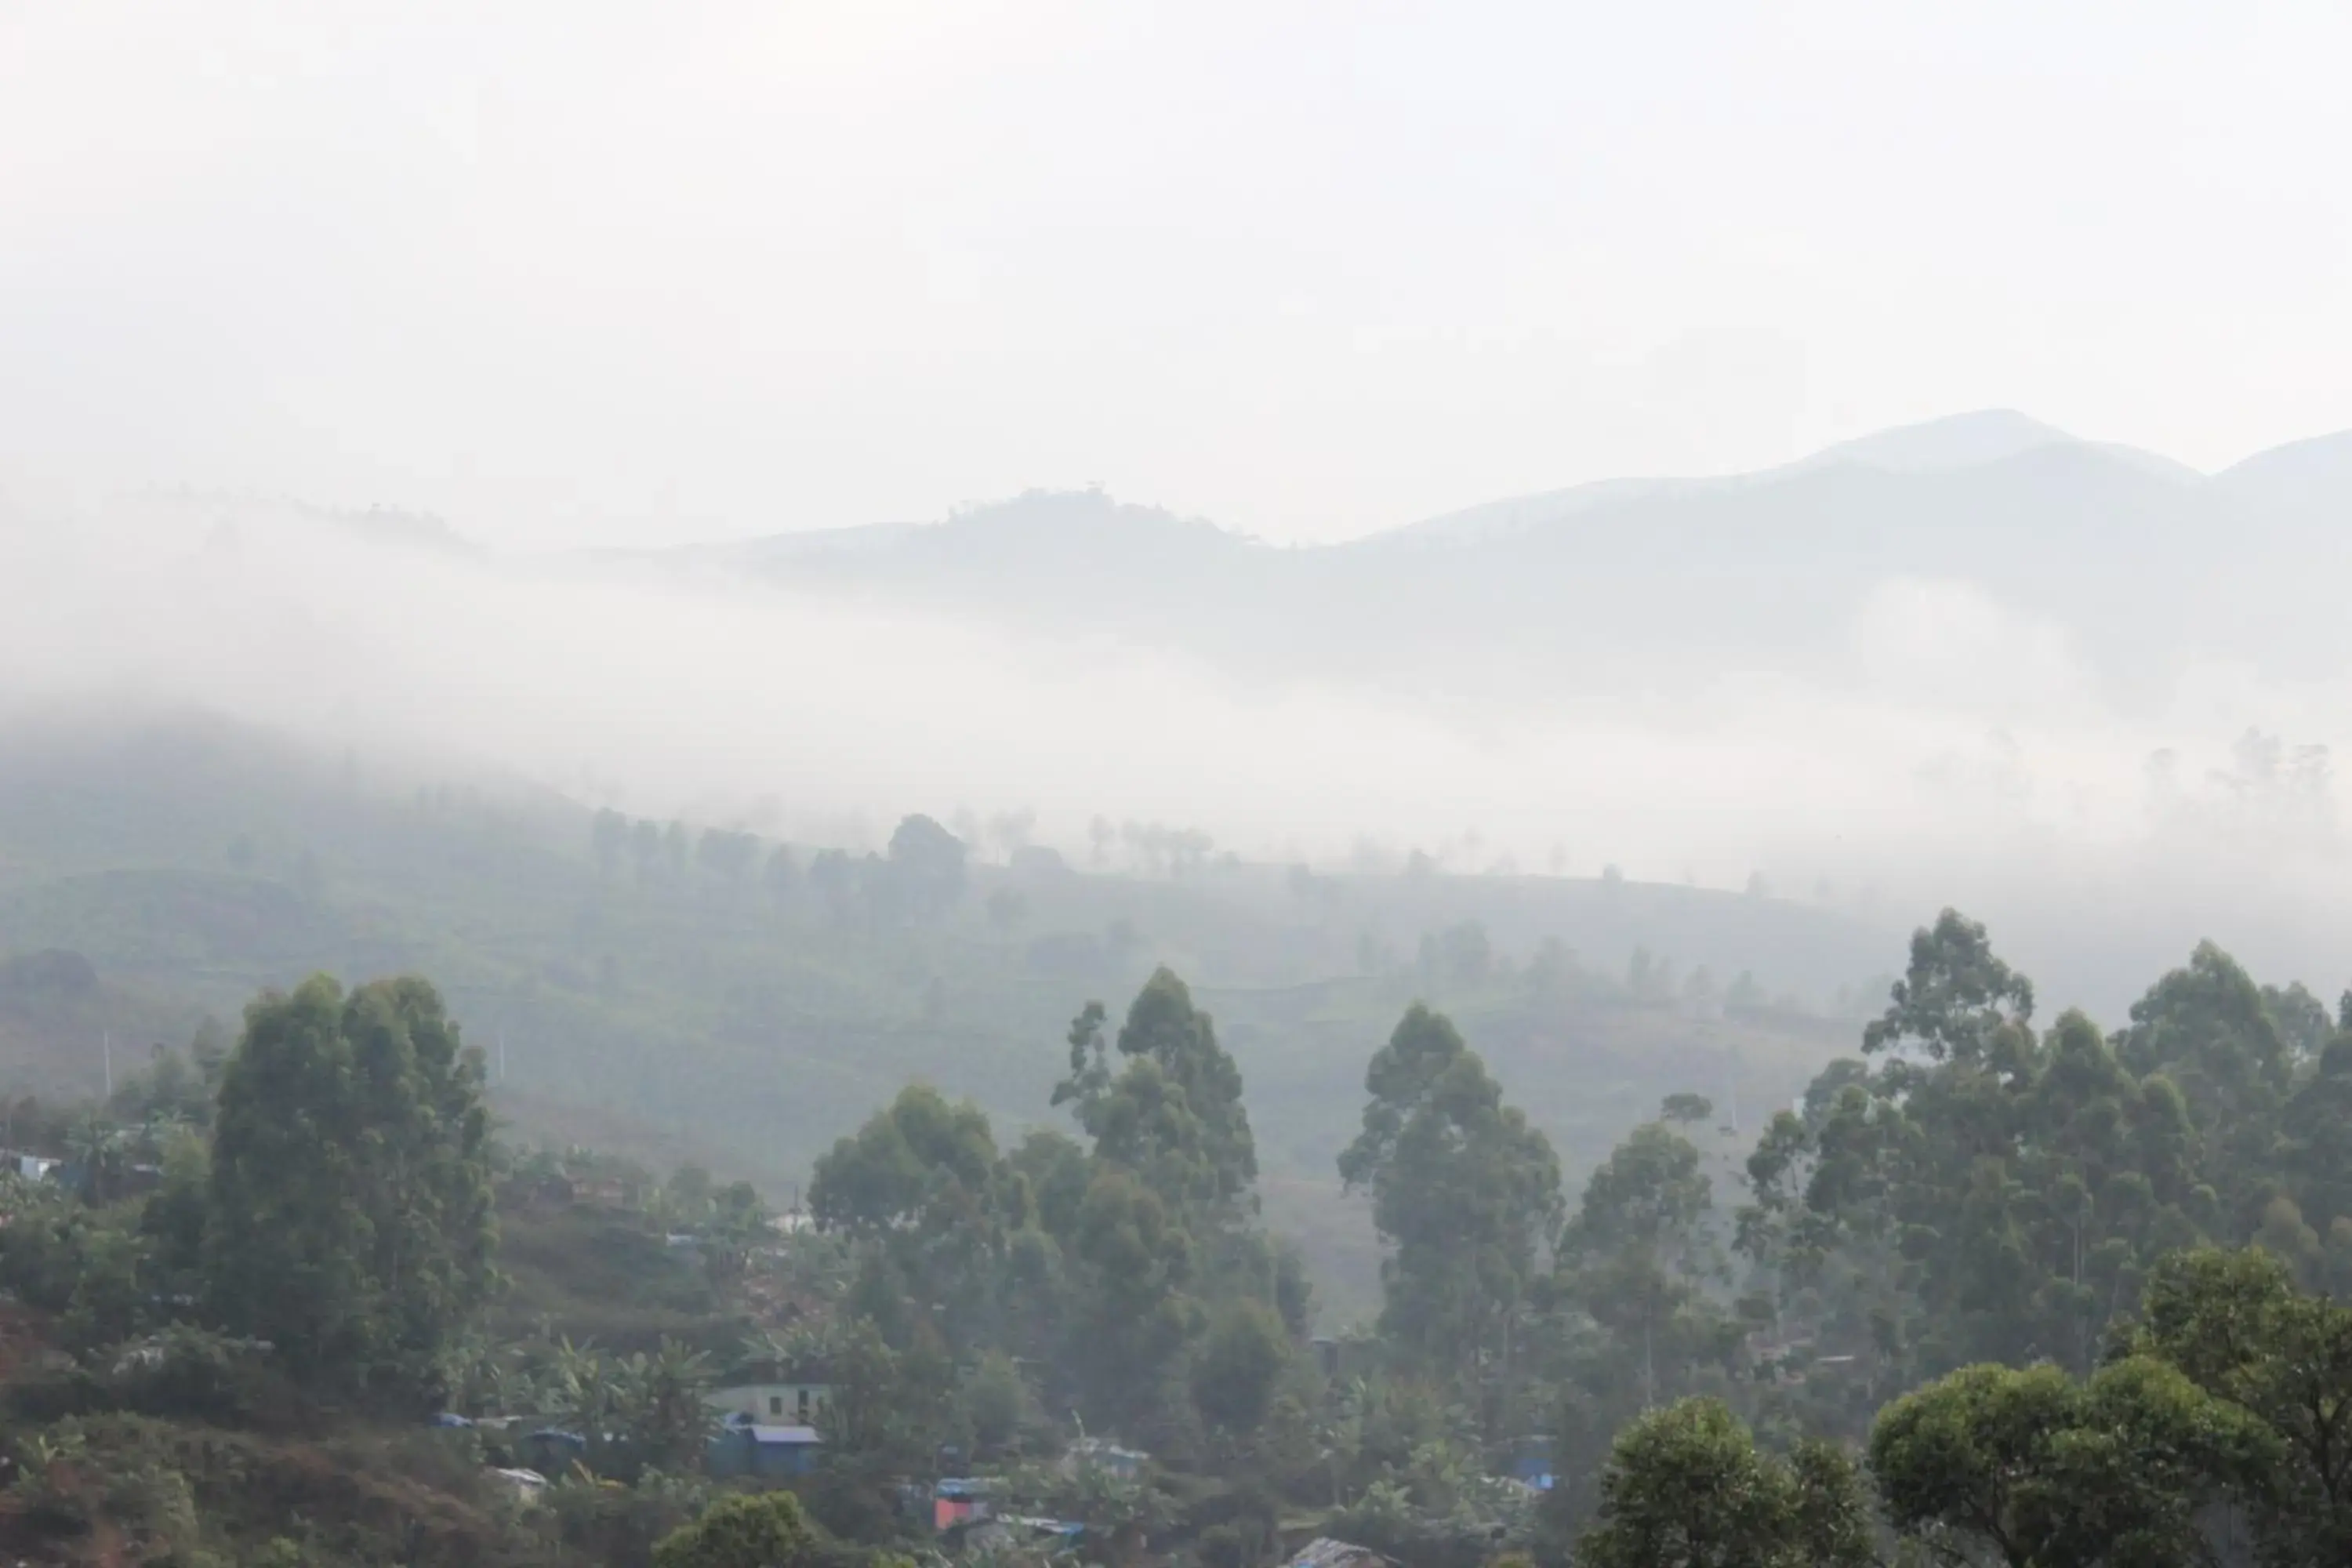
[706,1415,824,1479]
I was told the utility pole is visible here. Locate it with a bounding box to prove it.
[498,1029,508,1087]
[102,1031,113,1099]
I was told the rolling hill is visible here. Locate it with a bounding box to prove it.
[0,711,1902,1314]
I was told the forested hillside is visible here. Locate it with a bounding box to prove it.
[2,898,2349,1566]
[0,713,1891,1310]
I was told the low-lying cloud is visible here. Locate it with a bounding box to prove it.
[4,484,2347,1014]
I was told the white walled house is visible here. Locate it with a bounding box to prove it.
[704,1381,833,1425]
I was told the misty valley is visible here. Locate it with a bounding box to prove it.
[8,7,2352,1558]
[1,706,2350,1566]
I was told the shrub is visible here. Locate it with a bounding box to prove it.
[654,1489,822,1568]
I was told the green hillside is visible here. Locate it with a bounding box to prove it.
[0,713,1893,1312]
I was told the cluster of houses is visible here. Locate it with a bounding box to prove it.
[924,1438,1149,1552]
[0,1145,165,1197]
[462,1374,840,1484]
[453,1372,1173,1551]
[928,1476,1085,1552]
[453,1385,1422,1568]
[450,1342,1509,1566]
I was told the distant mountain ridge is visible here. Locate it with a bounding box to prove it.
[1370,408,2188,550]
[165,412,2352,700]
[641,408,2340,571]
[593,412,2350,699]
[2212,427,2352,515]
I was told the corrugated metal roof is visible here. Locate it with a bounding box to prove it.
[742,1425,822,1444]
[1287,1538,1392,1568]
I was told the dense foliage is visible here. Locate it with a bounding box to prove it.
[4,900,2352,1567]
[207,974,498,1400]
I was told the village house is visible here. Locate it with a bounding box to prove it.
[702,1378,833,1425]
[706,1416,824,1479]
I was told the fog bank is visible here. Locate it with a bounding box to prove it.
[5,486,2348,1014]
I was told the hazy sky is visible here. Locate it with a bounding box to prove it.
[5,1,2349,549]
